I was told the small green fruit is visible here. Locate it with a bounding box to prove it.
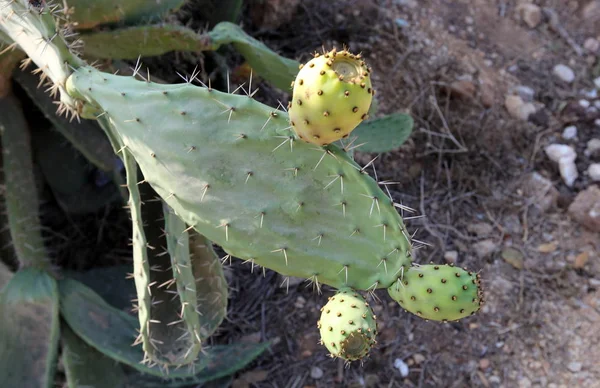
[317,288,377,361]
[388,264,484,322]
[289,48,374,145]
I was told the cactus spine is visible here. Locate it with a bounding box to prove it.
[289,48,374,145]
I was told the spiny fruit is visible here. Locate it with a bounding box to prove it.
[289,48,374,146]
[317,288,377,361]
[388,264,484,322]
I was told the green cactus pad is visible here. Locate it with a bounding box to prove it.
[388,264,484,322]
[66,0,188,30]
[317,288,377,361]
[65,66,413,291]
[289,48,374,145]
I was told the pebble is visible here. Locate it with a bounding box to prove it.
[567,362,583,373]
[595,76,600,89]
[520,172,559,213]
[589,164,600,181]
[584,37,600,53]
[585,139,600,156]
[562,125,578,139]
[394,359,409,377]
[596,119,600,128]
[310,366,324,379]
[517,3,542,28]
[578,99,591,108]
[568,186,600,232]
[582,88,598,99]
[545,144,578,187]
[444,250,458,264]
[515,85,535,101]
[473,239,497,258]
[505,94,537,120]
[553,64,575,83]
[413,353,426,364]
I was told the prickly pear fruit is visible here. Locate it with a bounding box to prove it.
[317,288,377,361]
[289,48,374,145]
[388,264,484,322]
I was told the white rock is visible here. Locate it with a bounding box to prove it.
[545,144,576,163]
[310,366,324,379]
[515,85,535,101]
[568,362,583,373]
[444,250,458,264]
[505,94,537,120]
[585,139,600,156]
[595,76,600,89]
[594,100,600,109]
[595,119,600,128]
[578,99,591,108]
[394,359,409,377]
[562,126,578,139]
[589,164,600,182]
[584,37,600,53]
[545,144,578,187]
[553,64,575,83]
[517,4,542,28]
[582,89,598,99]
[558,161,579,187]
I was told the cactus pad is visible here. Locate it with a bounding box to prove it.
[289,48,374,145]
[65,66,412,291]
[317,288,377,361]
[388,264,484,321]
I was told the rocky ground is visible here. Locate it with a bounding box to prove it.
[198,1,600,387]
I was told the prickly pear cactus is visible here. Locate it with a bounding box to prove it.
[289,48,374,145]
[388,264,484,321]
[317,288,377,361]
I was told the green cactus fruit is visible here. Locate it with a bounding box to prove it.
[387,264,484,322]
[317,288,377,361]
[288,48,374,145]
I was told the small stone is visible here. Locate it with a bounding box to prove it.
[596,119,600,128]
[465,16,474,24]
[573,251,590,269]
[578,99,591,108]
[473,239,497,258]
[517,3,542,28]
[310,366,324,379]
[394,358,409,377]
[553,64,575,83]
[449,80,476,99]
[585,139,600,157]
[589,163,600,181]
[582,88,598,99]
[584,37,600,53]
[562,125,578,139]
[413,353,426,364]
[444,250,458,264]
[595,76,600,89]
[568,186,600,232]
[502,248,524,269]
[515,85,535,101]
[567,362,582,373]
[467,222,494,236]
[544,144,578,187]
[479,358,491,369]
[520,172,559,213]
[505,94,537,120]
